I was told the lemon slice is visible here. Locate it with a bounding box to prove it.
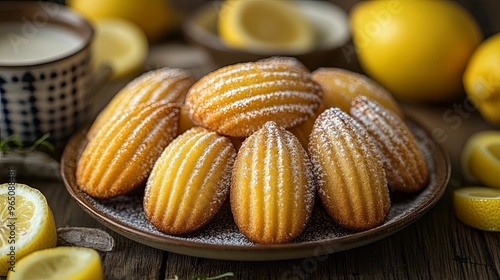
[92,18,149,79]
[218,0,315,54]
[6,246,104,280]
[460,131,500,188]
[0,183,57,276]
[454,186,500,231]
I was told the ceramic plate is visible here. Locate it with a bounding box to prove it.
[60,120,450,261]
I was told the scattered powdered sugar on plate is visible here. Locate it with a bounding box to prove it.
[63,119,448,253]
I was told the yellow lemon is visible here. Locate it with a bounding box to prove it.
[92,18,149,79]
[454,186,500,231]
[463,33,500,125]
[68,0,181,42]
[6,246,104,280]
[350,0,483,103]
[218,0,315,54]
[460,131,500,188]
[0,183,57,276]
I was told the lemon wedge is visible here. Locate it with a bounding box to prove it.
[0,183,57,276]
[6,246,104,280]
[218,0,315,54]
[92,18,149,79]
[454,187,500,231]
[460,131,500,188]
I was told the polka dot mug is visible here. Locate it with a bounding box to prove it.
[0,2,94,144]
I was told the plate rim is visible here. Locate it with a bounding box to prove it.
[60,119,451,261]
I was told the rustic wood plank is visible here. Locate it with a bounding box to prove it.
[102,236,164,280]
[483,232,500,276]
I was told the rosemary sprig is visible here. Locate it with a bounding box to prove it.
[0,133,55,156]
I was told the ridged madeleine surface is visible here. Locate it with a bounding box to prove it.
[257,56,310,72]
[88,67,194,139]
[308,108,390,231]
[144,127,236,235]
[77,102,180,199]
[311,68,403,117]
[185,59,322,137]
[231,121,315,244]
[351,96,429,193]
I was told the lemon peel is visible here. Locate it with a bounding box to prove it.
[463,33,500,125]
[6,246,104,280]
[67,0,181,42]
[460,131,500,188]
[454,186,500,231]
[0,183,57,276]
[350,0,482,102]
[218,0,315,54]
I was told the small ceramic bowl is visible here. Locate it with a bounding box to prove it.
[182,1,353,71]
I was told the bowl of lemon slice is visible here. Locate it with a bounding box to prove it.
[182,0,352,70]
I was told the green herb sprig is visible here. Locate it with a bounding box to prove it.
[0,133,54,156]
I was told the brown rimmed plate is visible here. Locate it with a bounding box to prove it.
[60,120,450,261]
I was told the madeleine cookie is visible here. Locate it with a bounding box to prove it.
[231,121,316,244]
[185,58,322,137]
[351,96,429,193]
[257,56,310,72]
[308,107,390,231]
[144,127,236,235]
[77,102,180,199]
[88,67,194,139]
[311,68,403,117]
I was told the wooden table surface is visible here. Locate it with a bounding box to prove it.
[13,104,497,280]
[2,0,500,279]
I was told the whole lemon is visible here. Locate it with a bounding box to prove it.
[463,33,500,125]
[68,0,181,42]
[350,1,483,103]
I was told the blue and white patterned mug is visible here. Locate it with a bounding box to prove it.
[0,1,94,144]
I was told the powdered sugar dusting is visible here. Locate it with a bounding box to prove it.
[185,60,322,137]
[67,105,447,250]
[351,96,429,192]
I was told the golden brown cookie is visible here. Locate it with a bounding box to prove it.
[311,67,403,117]
[88,67,194,139]
[76,102,180,199]
[350,96,429,193]
[185,58,322,137]
[257,56,310,72]
[231,121,316,244]
[308,107,390,231]
[144,127,236,235]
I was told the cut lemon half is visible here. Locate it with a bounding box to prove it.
[6,246,104,280]
[92,18,149,79]
[218,0,315,54]
[460,131,500,188]
[454,186,500,231]
[0,183,57,276]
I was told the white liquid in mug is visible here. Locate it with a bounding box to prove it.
[0,22,85,66]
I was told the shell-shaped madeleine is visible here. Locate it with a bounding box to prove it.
[76,102,180,199]
[88,67,194,139]
[350,96,429,193]
[231,121,316,244]
[311,68,403,118]
[185,59,322,137]
[257,56,310,72]
[144,127,236,235]
[308,108,390,231]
